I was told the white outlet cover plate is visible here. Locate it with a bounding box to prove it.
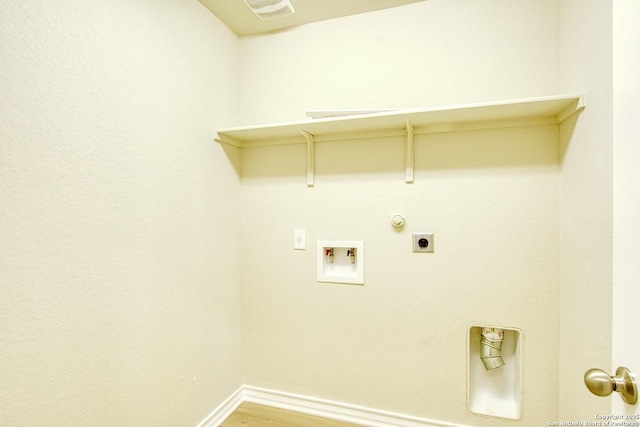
[294,229,305,250]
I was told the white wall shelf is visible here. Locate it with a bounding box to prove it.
[216,94,585,186]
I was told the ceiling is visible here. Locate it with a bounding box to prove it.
[198,0,428,37]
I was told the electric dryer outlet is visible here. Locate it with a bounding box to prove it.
[412,232,434,253]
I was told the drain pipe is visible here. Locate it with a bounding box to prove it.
[480,327,505,370]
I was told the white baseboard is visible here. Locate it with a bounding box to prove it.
[198,384,471,427]
[196,386,244,427]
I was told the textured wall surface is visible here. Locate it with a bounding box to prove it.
[558,0,613,420]
[238,1,563,425]
[241,130,560,426]
[0,1,242,426]
[238,0,561,126]
[0,0,617,425]
[612,0,640,417]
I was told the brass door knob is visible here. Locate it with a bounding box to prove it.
[584,366,638,405]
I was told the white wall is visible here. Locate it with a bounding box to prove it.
[0,0,619,424]
[0,1,242,426]
[239,0,560,125]
[558,0,613,420]
[239,1,562,425]
[612,0,640,417]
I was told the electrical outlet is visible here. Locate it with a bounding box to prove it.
[412,232,434,253]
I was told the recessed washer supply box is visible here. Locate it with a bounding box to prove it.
[467,325,523,420]
[317,240,364,285]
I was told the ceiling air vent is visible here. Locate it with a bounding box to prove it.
[243,0,295,20]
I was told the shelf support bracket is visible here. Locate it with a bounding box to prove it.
[405,120,414,183]
[301,130,314,187]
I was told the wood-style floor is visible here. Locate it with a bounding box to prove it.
[220,402,364,427]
